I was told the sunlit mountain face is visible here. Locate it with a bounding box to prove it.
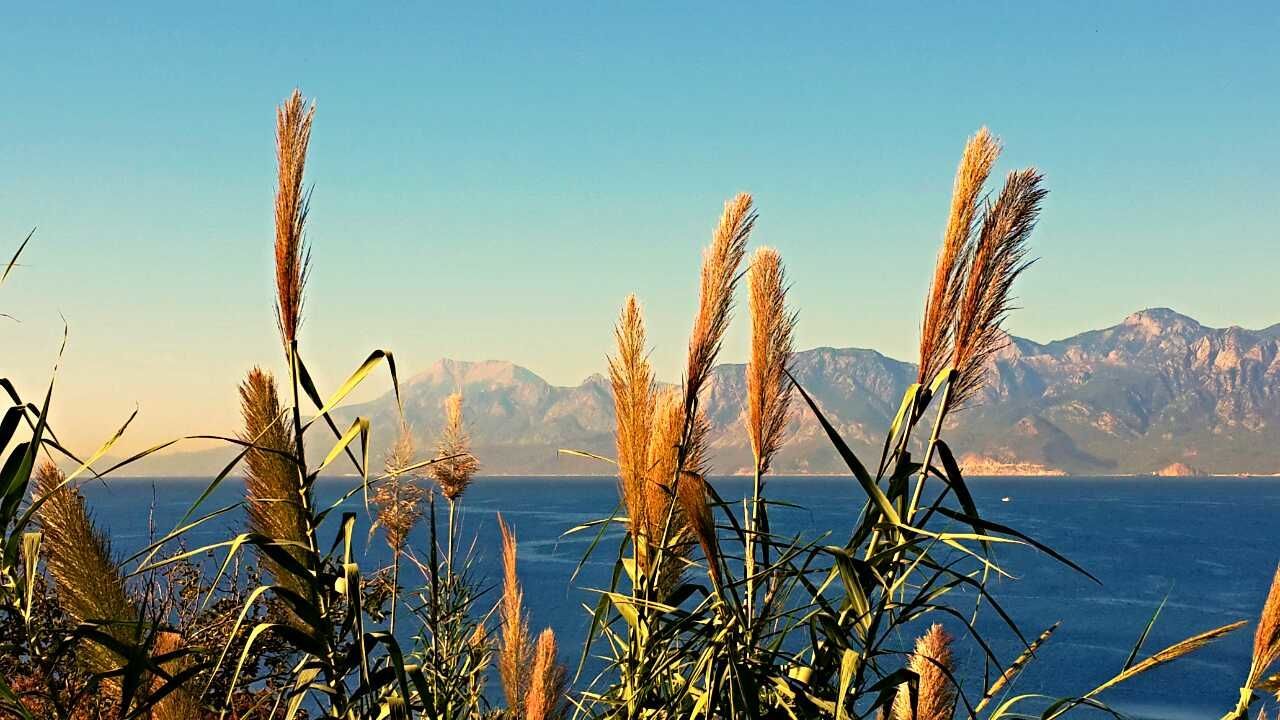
[120,309,1280,477]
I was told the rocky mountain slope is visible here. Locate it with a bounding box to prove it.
[124,309,1280,476]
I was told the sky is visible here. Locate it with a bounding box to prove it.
[1,2,1277,455]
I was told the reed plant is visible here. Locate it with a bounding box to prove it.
[400,490,491,719]
[565,129,1261,720]
[428,392,480,565]
[496,514,566,720]
[33,461,140,684]
[126,88,538,720]
[372,423,424,634]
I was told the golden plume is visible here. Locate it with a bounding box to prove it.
[149,630,204,720]
[949,167,1046,407]
[238,368,313,613]
[892,624,957,720]
[1249,564,1280,688]
[918,128,1001,387]
[745,246,796,474]
[470,622,489,651]
[373,424,424,556]
[468,622,492,701]
[428,392,480,502]
[524,628,567,720]
[274,88,315,346]
[685,193,754,407]
[498,513,533,713]
[35,461,201,716]
[664,193,754,590]
[609,295,657,563]
[639,389,717,591]
[644,389,685,579]
[33,461,139,679]
[673,461,718,589]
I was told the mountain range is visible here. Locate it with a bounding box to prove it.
[119,308,1280,477]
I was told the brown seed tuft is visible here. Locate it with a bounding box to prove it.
[428,392,480,501]
[498,514,533,712]
[685,193,754,409]
[239,368,313,615]
[274,88,315,347]
[524,628,567,720]
[644,390,686,581]
[949,168,1046,407]
[674,466,719,588]
[893,624,957,720]
[609,296,658,564]
[33,461,139,678]
[1250,563,1280,685]
[745,246,796,474]
[638,390,716,591]
[373,424,424,555]
[918,128,1001,387]
[149,631,203,720]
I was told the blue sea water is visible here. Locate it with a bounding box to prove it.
[80,475,1279,719]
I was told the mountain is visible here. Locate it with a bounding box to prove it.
[118,309,1280,476]
[944,308,1280,475]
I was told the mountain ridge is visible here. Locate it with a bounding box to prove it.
[105,308,1280,477]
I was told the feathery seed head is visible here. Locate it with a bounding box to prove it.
[150,631,203,720]
[1250,563,1280,684]
[239,368,305,540]
[274,89,315,347]
[373,425,424,554]
[428,392,480,501]
[686,193,754,407]
[498,514,533,712]
[893,624,957,720]
[524,628,567,720]
[610,295,657,559]
[239,368,313,612]
[640,390,714,591]
[674,467,719,588]
[949,167,1046,408]
[638,389,684,583]
[745,246,796,474]
[470,623,488,650]
[918,128,1001,387]
[34,461,138,676]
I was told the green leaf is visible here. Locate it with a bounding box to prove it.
[932,507,1099,584]
[318,417,369,473]
[835,648,860,720]
[787,369,898,525]
[1124,590,1170,671]
[20,531,40,619]
[0,228,34,288]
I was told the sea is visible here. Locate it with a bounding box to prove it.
[80,475,1279,719]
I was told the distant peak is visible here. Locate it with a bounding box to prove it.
[1122,308,1201,332]
[407,358,533,387]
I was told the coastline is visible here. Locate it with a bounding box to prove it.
[97,472,1280,481]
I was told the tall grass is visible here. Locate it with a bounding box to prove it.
[0,100,1276,720]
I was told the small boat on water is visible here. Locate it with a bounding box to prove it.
[1001,496,1012,502]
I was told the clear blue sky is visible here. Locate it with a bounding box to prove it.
[2,2,1277,454]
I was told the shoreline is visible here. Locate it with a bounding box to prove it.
[96,472,1280,481]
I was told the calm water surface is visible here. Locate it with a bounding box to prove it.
[82,476,1279,719]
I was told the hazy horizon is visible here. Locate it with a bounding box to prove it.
[3,3,1277,455]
